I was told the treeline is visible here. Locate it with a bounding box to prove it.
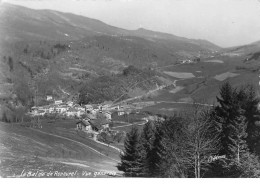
[78,65,162,104]
[118,82,260,177]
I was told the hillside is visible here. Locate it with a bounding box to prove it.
[1,3,260,117]
[0,3,220,51]
[0,121,121,177]
[0,3,221,109]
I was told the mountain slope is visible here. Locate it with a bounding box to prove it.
[0,3,220,52]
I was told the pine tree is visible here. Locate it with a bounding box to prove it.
[215,82,242,157]
[143,123,167,177]
[139,121,155,176]
[238,85,260,153]
[117,126,143,177]
[214,82,250,177]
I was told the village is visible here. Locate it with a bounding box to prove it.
[27,95,163,144]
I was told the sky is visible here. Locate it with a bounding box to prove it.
[1,0,260,48]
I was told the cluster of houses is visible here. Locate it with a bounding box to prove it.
[28,97,163,142]
[29,99,125,134]
[30,100,86,117]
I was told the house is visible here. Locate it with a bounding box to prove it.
[118,110,125,116]
[76,120,92,132]
[74,104,85,112]
[85,105,93,112]
[46,95,53,101]
[47,104,56,113]
[102,111,112,120]
[89,118,110,132]
[56,105,68,114]
[66,107,78,117]
[101,101,113,110]
[37,110,46,116]
[55,100,63,105]
[67,101,74,107]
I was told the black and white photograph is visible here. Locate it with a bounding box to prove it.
[0,0,260,179]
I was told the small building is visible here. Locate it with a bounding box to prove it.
[66,107,78,117]
[37,110,46,116]
[76,120,92,132]
[85,104,93,112]
[74,104,85,111]
[55,100,63,105]
[67,101,74,107]
[56,105,68,114]
[48,104,56,113]
[103,111,112,120]
[89,118,110,132]
[47,95,53,101]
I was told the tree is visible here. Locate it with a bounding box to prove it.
[239,153,260,177]
[212,82,254,177]
[215,82,252,159]
[162,116,188,178]
[237,85,260,153]
[117,126,143,177]
[183,106,220,178]
[143,123,168,177]
[139,121,156,177]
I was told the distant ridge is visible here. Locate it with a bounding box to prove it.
[0,2,221,51]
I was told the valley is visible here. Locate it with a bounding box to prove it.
[0,2,260,178]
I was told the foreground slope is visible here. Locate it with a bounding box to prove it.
[0,121,121,177]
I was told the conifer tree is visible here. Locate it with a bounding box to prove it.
[143,123,167,177]
[117,126,143,177]
[139,121,155,176]
[238,85,260,153]
[214,82,250,178]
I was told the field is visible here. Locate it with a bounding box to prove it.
[163,71,195,79]
[214,72,239,81]
[136,55,260,114]
[0,121,123,178]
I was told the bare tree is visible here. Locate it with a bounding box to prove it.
[182,105,220,178]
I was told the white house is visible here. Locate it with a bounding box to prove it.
[67,101,74,107]
[47,105,56,113]
[74,104,85,112]
[56,105,68,114]
[37,110,46,116]
[55,100,63,105]
[66,107,78,117]
[46,95,53,101]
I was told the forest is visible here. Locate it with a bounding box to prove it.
[118,82,260,177]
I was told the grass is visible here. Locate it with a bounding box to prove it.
[214,72,239,81]
[203,59,224,63]
[163,71,195,79]
[0,121,122,178]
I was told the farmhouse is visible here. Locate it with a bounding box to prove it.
[89,118,110,132]
[76,120,92,132]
